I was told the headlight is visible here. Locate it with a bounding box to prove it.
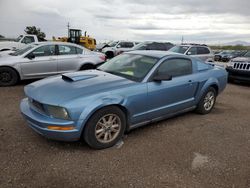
[227,60,234,67]
[46,105,70,120]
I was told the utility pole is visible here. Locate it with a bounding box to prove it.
[67,22,70,38]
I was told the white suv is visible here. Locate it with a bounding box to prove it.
[102,41,138,58]
[169,44,214,62]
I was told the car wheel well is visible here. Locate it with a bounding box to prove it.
[0,49,11,52]
[81,104,129,139]
[0,66,20,80]
[80,63,95,70]
[210,84,218,95]
[105,51,114,59]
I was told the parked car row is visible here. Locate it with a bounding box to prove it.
[100,41,215,63]
[214,50,247,62]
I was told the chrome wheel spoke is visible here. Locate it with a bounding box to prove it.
[96,128,104,135]
[204,91,215,111]
[95,114,121,144]
[104,132,108,141]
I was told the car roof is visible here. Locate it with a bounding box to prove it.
[33,41,83,47]
[125,50,186,59]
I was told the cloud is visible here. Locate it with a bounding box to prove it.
[31,6,62,17]
[0,0,250,43]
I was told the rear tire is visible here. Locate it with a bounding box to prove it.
[83,106,126,149]
[196,87,217,114]
[105,51,114,59]
[0,67,19,86]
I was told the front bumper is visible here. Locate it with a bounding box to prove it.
[226,67,250,82]
[20,98,82,141]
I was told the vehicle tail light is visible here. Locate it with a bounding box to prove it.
[100,55,106,62]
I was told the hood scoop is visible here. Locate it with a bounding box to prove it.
[62,73,97,82]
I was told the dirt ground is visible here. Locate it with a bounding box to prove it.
[0,81,250,188]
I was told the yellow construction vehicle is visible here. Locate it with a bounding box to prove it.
[53,29,96,50]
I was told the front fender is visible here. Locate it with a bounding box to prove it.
[75,95,126,132]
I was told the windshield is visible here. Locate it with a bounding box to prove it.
[169,46,189,54]
[98,53,159,82]
[132,42,149,50]
[10,44,37,56]
[108,41,118,47]
[14,35,23,42]
[244,51,250,57]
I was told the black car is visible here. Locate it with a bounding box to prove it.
[131,41,174,51]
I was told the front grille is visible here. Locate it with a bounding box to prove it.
[29,98,46,114]
[233,62,250,71]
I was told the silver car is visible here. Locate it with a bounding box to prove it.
[169,44,214,62]
[0,42,106,86]
[102,41,138,58]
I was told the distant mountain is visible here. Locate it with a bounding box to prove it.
[223,41,250,46]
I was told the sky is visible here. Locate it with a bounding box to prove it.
[0,0,250,44]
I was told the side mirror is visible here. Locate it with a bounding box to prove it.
[26,53,35,60]
[117,45,121,48]
[153,73,172,82]
[187,51,192,55]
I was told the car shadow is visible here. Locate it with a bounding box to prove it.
[228,81,250,87]
[18,79,41,86]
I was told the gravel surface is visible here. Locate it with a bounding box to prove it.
[0,81,250,188]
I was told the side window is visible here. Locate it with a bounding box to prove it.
[197,47,210,54]
[146,43,155,50]
[58,45,77,55]
[76,47,83,54]
[119,42,134,48]
[157,58,192,77]
[31,45,55,57]
[21,36,35,44]
[155,43,166,51]
[187,47,197,55]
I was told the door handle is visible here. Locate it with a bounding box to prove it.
[188,80,192,83]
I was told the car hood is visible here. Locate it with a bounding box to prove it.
[24,70,136,105]
[0,41,19,48]
[232,57,250,62]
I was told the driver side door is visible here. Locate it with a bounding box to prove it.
[20,45,58,78]
[146,58,199,120]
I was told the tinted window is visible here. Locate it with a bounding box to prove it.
[169,46,189,54]
[76,47,83,54]
[31,45,55,57]
[197,47,210,54]
[58,45,77,55]
[119,42,134,48]
[165,43,174,50]
[21,36,35,44]
[187,47,197,55]
[155,43,167,51]
[157,58,192,77]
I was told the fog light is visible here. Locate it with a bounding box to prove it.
[47,126,75,130]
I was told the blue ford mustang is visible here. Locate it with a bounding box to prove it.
[20,51,228,149]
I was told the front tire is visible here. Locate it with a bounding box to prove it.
[0,67,19,86]
[83,106,126,149]
[196,87,217,114]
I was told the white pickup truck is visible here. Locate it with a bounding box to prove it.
[0,34,41,51]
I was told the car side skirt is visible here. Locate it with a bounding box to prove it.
[128,106,196,131]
